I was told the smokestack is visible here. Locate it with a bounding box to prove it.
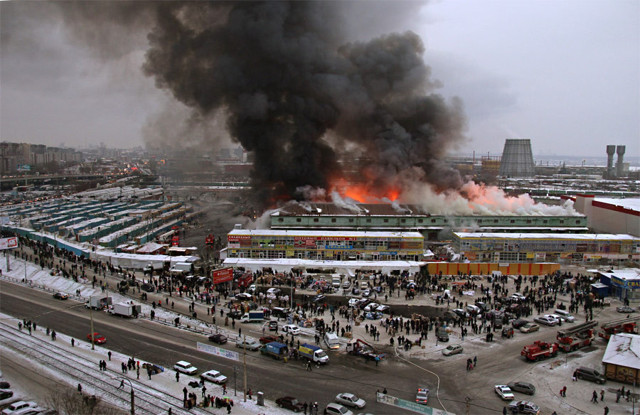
[616,145,626,178]
[606,145,616,177]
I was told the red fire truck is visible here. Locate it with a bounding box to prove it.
[521,340,559,362]
[598,317,639,341]
[556,320,598,352]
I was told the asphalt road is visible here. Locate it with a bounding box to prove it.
[0,280,468,414]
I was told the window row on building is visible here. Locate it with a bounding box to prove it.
[227,229,424,262]
[454,232,640,263]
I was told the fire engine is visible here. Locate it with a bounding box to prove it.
[556,320,598,352]
[521,340,559,362]
[598,317,639,341]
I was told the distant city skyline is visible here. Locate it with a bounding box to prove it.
[1,1,638,158]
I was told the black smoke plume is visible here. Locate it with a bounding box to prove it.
[141,2,466,206]
[5,1,466,208]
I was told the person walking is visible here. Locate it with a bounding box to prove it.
[604,406,609,415]
[108,351,112,361]
[176,371,180,382]
[561,386,567,397]
[118,379,124,389]
[600,389,605,401]
[592,390,599,404]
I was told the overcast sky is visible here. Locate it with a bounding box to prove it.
[1,1,638,159]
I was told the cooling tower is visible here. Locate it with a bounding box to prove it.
[616,145,626,178]
[606,145,616,177]
[499,139,535,177]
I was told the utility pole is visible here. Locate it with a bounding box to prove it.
[233,366,237,396]
[243,335,247,402]
[89,297,95,350]
[118,378,135,415]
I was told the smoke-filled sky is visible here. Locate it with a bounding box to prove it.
[1,0,638,163]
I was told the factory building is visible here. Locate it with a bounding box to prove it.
[572,195,640,237]
[454,232,640,263]
[270,202,587,241]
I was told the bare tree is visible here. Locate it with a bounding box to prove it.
[45,387,125,415]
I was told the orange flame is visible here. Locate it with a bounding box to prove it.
[329,178,400,203]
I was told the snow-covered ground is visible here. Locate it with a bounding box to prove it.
[0,258,297,415]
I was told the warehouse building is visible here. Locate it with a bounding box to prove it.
[225,228,424,262]
[453,232,640,263]
[270,202,587,240]
[573,195,640,237]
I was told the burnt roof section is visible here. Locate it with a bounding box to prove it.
[274,202,426,216]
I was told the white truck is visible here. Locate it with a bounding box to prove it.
[240,311,265,323]
[169,262,193,275]
[108,302,141,318]
[86,296,112,310]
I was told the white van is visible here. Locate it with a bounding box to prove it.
[554,309,575,322]
[324,332,341,350]
[332,276,342,289]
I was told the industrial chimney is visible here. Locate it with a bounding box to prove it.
[606,145,616,177]
[616,145,626,178]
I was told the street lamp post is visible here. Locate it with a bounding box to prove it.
[118,377,135,415]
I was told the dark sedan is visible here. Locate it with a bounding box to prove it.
[507,381,536,395]
[512,319,530,329]
[208,333,228,344]
[53,292,69,300]
[275,396,304,412]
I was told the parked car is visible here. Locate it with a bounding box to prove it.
[553,309,575,322]
[617,306,636,313]
[466,304,481,315]
[325,403,354,415]
[533,315,557,326]
[208,333,228,344]
[173,361,198,375]
[53,292,69,300]
[335,393,366,409]
[141,283,155,293]
[1,401,40,415]
[495,385,515,401]
[0,389,13,400]
[574,367,606,384]
[442,344,463,356]
[236,338,261,351]
[452,309,470,319]
[342,281,351,289]
[268,321,279,331]
[519,323,540,333]
[312,294,326,303]
[415,387,429,405]
[363,303,380,312]
[234,293,253,300]
[376,304,390,313]
[512,319,530,329]
[87,332,106,344]
[200,369,227,384]
[275,396,305,412]
[0,382,9,389]
[259,335,280,345]
[508,400,540,415]
[282,324,301,335]
[507,381,536,395]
